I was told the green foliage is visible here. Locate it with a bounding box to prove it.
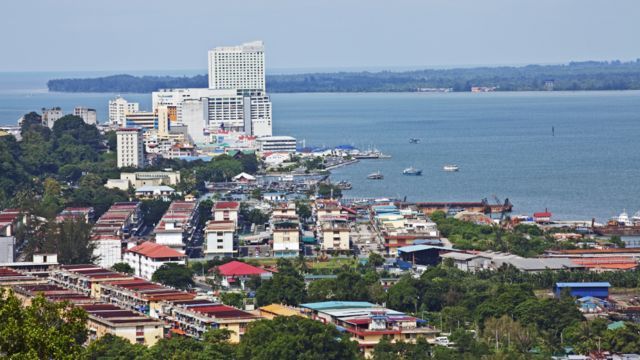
[255,259,306,306]
[373,337,431,360]
[37,218,96,264]
[220,292,245,309]
[317,183,342,198]
[0,289,88,359]
[111,262,135,275]
[295,201,312,220]
[84,333,147,360]
[241,207,269,226]
[141,199,171,226]
[152,263,195,290]
[237,316,359,360]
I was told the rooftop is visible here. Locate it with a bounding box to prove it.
[214,261,269,277]
[127,241,186,259]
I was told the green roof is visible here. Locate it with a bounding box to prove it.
[608,321,626,331]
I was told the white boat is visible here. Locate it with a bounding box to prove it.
[443,164,459,172]
[618,210,631,226]
[367,171,384,180]
[402,167,422,176]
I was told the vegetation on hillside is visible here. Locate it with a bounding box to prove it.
[47,60,640,93]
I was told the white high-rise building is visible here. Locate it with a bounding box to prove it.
[116,128,145,168]
[73,107,97,125]
[208,41,265,91]
[109,96,140,127]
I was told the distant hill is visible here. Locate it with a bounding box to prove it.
[47,60,640,93]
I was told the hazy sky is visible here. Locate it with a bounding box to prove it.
[1,0,638,72]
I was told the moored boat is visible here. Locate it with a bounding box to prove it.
[367,171,384,180]
[443,164,459,172]
[402,167,422,176]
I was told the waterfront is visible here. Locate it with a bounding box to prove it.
[1,73,640,221]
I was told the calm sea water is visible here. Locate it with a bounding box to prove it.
[1,72,640,221]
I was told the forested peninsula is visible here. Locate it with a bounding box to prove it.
[47,60,640,93]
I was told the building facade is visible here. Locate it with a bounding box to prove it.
[123,241,186,280]
[204,221,236,258]
[42,107,64,128]
[117,128,145,168]
[109,96,140,127]
[257,136,297,153]
[207,41,265,91]
[74,107,97,125]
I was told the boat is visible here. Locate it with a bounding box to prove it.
[367,171,384,180]
[402,167,422,176]
[593,210,640,236]
[443,164,459,172]
[409,138,420,144]
[336,180,352,190]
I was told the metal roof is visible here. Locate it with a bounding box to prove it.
[555,282,611,288]
[397,245,455,253]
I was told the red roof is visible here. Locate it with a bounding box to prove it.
[127,241,186,259]
[534,212,552,218]
[215,261,269,277]
[214,201,240,210]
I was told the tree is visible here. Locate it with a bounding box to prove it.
[152,263,195,290]
[237,316,358,360]
[141,199,171,227]
[85,334,147,360]
[112,262,134,275]
[296,201,312,221]
[255,259,306,306]
[43,218,96,265]
[317,183,342,198]
[368,252,385,268]
[143,329,236,360]
[20,111,43,132]
[373,337,431,360]
[0,290,88,359]
[220,292,245,309]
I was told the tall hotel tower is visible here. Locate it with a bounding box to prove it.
[207,41,265,91]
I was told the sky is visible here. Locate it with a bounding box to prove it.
[1,0,639,73]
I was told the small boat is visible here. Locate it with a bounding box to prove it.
[336,180,352,190]
[443,164,459,172]
[402,167,422,176]
[409,138,420,144]
[367,171,384,180]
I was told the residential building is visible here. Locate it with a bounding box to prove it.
[91,235,122,269]
[50,264,133,297]
[213,201,240,226]
[135,185,175,200]
[207,41,265,91]
[0,267,47,288]
[117,128,145,168]
[299,301,439,358]
[258,304,302,319]
[42,107,64,128]
[56,207,96,223]
[211,260,271,289]
[91,202,143,267]
[321,221,351,251]
[181,99,208,144]
[204,221,236,258]
[78,303,165,346]
[0,209,24,237]
[160,299,261,342]
[98,278,196,318]
[124,241,187,280]
[154,201,199,253]
[109,96,139,127]
[118,170,181,189]
[74,107,97,125]
[256,136,297,153]
[272,219,300,257]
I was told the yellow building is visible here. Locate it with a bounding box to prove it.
[321,221,351,251]
[79,303,165,346]
[258,304,302,319]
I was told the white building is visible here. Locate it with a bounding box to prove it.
[91,235,122,268]
[117,128,145,168]
[123,241,186,280]
[213,201,240,227]
[208,41,265,91]
[109,96,140,127]
[257,136,297,153]
[152,88,272,138]
[73,107,97,125]
[204,221,236,258]
[42,107,64,128]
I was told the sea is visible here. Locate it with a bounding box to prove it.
[1,72,640,223]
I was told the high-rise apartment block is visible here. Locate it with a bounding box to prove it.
[42,107,64,128]
[116,128,145,168]
[109,96,140,127]
[207,41,265,91]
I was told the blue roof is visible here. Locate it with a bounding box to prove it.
[555,282,611,288]
[397,245,455,253]
[300,301,377,311]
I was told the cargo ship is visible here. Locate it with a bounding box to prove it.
[593,210,640,236]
